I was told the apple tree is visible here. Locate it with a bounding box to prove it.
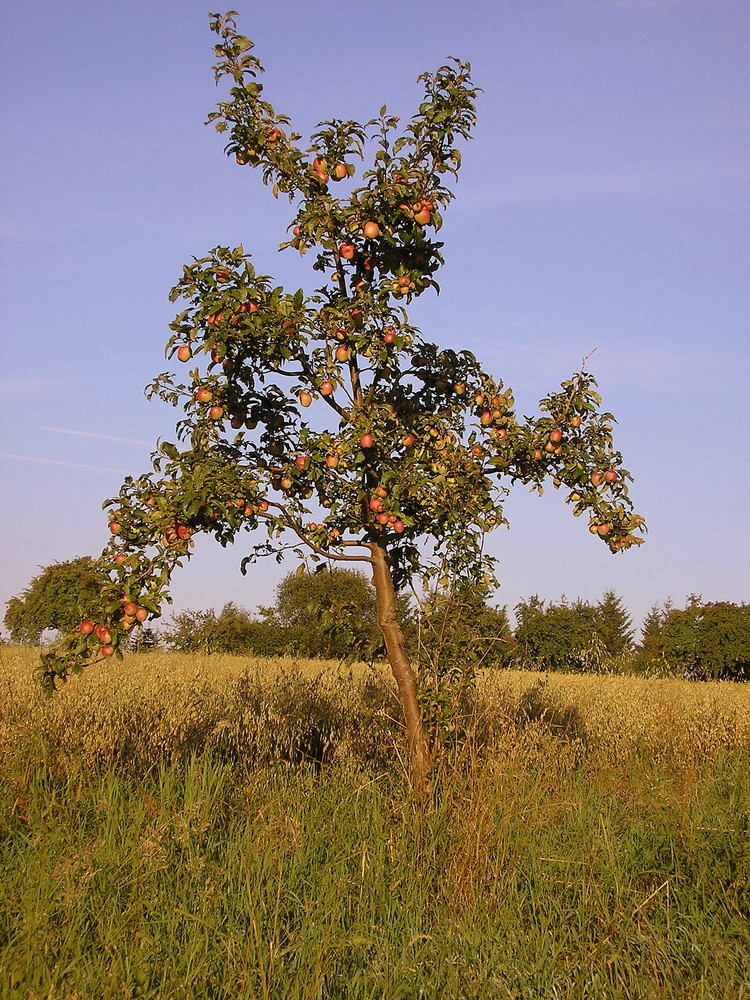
[40,12,645,798]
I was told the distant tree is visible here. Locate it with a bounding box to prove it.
[640,601,667,660]
[415,579,512,670]
[513,595,601,672]
[595,589,634,656]
[128,625,160,653]
[657,597,750,681]
[162,601,269,655]
[413,578,512,741]
[513,591,636,673]
[4,558,108,644]
[261,567,392,660]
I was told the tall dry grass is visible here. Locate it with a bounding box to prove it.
[2,646,749,781]
[1,646,749,997]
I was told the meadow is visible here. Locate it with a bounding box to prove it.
[1,645,749,999]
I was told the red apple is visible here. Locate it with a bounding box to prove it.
[414,209,431,225]
[393,520,405,534]
[196,388,212,403]
[114,553,127,566]
[360,433,373,449]
[335,346,349,362]
[604,469,619,483]
[590,472,604,487]
[549,428,563,443]
[333,163,348,180]
[294,455,307,469]
[299,391,312,407]
[109,522,121,535]
[320,381,334,396]
[208,405,224,420]
[402,434,415,448]
[340,243,356,260]
[123,601,138,617]
[177,345,192,362]
[80,620,95,635]
[362,221,380,239]
[101,645,114,658]
[325,454,339,469]
[280,477,293,490]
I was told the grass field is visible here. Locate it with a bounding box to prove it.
[1,646,749,998]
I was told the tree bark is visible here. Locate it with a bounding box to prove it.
[369,540,432,802]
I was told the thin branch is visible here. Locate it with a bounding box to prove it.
[261,504,373,563]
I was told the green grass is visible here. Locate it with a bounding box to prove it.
[1,648,749,998]
[2,751,749,997]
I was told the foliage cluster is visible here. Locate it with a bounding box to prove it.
[513,589,634,673]
[640,597,750,681]
[3,558,108,645]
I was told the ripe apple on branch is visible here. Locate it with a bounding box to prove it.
[41,13,645,802]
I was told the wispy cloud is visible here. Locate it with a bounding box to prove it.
[473,325,746,394]
[0,453,128,475]
[0,378,69,400]
[39,426,153,447]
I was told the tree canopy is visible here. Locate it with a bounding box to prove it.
[513,592,634,673]
[5,558,108,645]
[640,598,750,681]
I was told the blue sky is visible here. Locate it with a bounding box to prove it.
[1,0,748,634]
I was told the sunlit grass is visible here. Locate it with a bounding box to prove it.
[1,646,748,998]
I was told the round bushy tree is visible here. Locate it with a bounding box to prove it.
[41,13,645,796]
[5,557,108,645]
[656,598,750,680]
[260,567,390,661]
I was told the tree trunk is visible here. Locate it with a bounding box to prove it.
[369,540,432,802]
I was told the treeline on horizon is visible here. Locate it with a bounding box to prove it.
[5,559,750,682]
